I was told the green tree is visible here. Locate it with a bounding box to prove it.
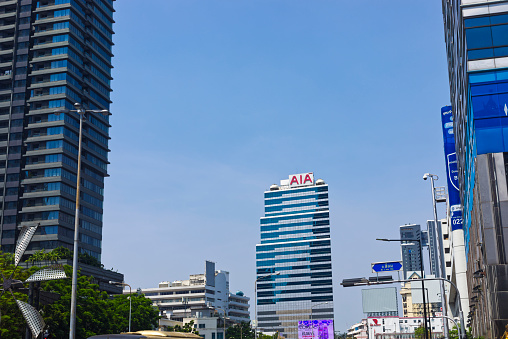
[1,250,158,338]
[25,249,47,264]
[109,293,159,333]
[259,333,277,339]
[226,322,255,339]
[41,265,112,338]
[183,320,195,333]
[449,326,482,339]
[0,251,39,339]
[26,246,105,268]
[168,320,199,334]
[41,265,158,338]
[414,325,429,339]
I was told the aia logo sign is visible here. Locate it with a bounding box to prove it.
[289,172,314,187]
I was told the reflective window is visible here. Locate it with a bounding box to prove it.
[466,27,493,49]
[492,25,508,46]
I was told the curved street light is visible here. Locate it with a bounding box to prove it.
[310,302,330,320]
[215,308,227,339]
[54,102,110,339]
[423,172,450,339]
[110,281,132,332]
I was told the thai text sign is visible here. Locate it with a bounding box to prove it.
[371,261,402,273]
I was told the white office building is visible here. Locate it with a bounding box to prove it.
[136,261,250,326]
[347,319,368,339]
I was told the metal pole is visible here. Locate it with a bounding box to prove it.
[128,284,132,332]
[418,239,430,339]
[428,316,459,333]
[310,302,329,320]
[69,109,84,339]
[216,309,226,339]
[429,175,449,339]
[411,288,432,338]
[25,282,34,339]
[110,281,132,332]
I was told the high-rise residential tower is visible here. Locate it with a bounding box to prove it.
[399,224,423,280]
[0,0,114,262]
[256,173,334,339]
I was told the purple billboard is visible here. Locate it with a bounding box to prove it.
[298,319,334,339]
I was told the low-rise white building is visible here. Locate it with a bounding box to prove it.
[133,261,250,324]
[398,317,444,333]
[183,316,224,339]
[347,319,368,339]
[366,316,444,338]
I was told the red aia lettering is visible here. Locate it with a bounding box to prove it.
[290,176,299,185]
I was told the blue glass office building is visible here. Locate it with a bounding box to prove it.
[442,1,508,336]
[256,173,334,339]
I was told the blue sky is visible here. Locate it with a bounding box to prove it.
[103,0,451,331]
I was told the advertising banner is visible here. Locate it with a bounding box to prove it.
[361,288,398,313]
[298,319,334,339]
[441,106,463,231]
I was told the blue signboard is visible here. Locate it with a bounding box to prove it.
[441,106,463,231]
[371,261,402,272]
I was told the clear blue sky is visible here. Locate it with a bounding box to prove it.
[103,0,450,331]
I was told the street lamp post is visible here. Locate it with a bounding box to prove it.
[310,302,329,320]
[255,272,280,339]
[410,287,433,338]
[54,103,110,339]
[215,308,227,339]
[377,238,429,339]
[423,173,450,339]
[110,281,132,332]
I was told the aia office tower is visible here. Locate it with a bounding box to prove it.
[256,173,334,339]
[442,0,508,336]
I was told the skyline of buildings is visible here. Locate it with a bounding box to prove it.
[0,0,114,263]
[0,0,495,335]
[256,172,334,339]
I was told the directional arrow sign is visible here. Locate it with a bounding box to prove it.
[371,261,403,273]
